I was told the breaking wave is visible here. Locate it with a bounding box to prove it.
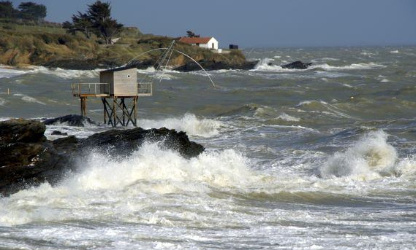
[251,58,384,73]
[0,66,28,79]
[319,130,416,179]
[138,113,222,137]
[13,93,46,105]
[31,66,99,79]
[0,142,261,226]
[0,66,100,79]
[311,62,385,71]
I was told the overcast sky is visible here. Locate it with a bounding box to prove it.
[11,0,416,48]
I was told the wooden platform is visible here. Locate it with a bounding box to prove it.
[71,82,152,126]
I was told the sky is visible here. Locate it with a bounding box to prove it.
[10,0,416,48]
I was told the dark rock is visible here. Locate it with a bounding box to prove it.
[281,61,312,69]
[0,119,46,143]
[0,119,204,196]
[43,114,97,127]
[0,119,67,196]
[174,60,259,72]
[81,127,204,158]
[51,130,68,136]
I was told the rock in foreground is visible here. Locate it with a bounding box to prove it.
[0,119,204,196]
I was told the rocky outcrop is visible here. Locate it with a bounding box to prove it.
[0,119,64,196]
[43,114,97,127]
[281,61,312,69]
[174,60,259,72]
[0,118,204,196]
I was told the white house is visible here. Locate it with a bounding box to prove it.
[179,37,219,50]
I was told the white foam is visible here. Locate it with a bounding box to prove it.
[30,66,99,79]
[0,65,29,79]
[360,51,376,57]
[137,66,156,74]
[0,97,6,106]
[277,113,300,122]
[0,143,261,226]
[13,93,46,105]
[319,130,398,179]
[312,62,385,71]
[251,58,301,72]
[138,113,222,137]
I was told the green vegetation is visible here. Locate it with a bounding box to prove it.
[0,1,46,23]
[63,1,123,45]
[0,1,248,70]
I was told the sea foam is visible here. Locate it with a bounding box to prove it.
[31,66,99,79]
[0,66,29,79]
[138,113,222,137]
[0,142,261,226]
[319,130,398,179]
[13,93,46,105]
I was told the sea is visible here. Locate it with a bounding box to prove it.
[0,46,416,249]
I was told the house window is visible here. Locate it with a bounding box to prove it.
[212,43,214,49]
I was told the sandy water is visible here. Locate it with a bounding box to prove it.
[1,46,416,249]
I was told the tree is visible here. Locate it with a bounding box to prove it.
[87,1,123,44]
[0,1,15,19]
[63,1,123,44]
[66,12,93,38]
[18,2,46,22]
[186,30,199,38]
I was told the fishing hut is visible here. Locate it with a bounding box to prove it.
[71,67,152,127]
[71,41,215,127]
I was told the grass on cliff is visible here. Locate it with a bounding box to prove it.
[0,21,246,68]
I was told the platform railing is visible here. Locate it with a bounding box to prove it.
[138,82,153,96]
[71,83,109,97]
[72,82,153,97]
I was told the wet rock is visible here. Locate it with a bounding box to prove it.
[174,60,259,71]
[81,127,204,158]
[0,119,204,196]
[281,61,312,69]
[0,119,46,143]
[43,114,97,127]
[51,130,68,136]
[0,119,67,196]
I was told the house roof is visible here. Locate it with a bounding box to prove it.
[179,37,213,44]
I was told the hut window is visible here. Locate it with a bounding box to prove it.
[127,74,130,78]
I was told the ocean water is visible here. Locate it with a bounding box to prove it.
[1,46,416,249]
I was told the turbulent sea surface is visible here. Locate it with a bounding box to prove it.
[1,46,416,249]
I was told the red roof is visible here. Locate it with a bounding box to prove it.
[179,37,213,44]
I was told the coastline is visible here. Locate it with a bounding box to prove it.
[0,23,258,71]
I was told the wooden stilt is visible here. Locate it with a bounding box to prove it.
[80,97,87,116]
[112,97,117,126]
[100,97,138,127]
